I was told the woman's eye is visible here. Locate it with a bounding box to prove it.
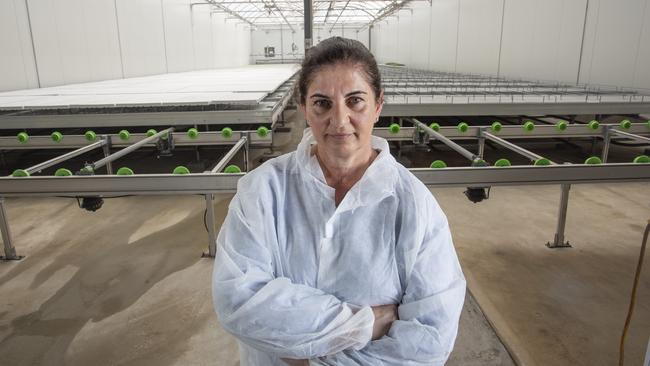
[313,99,331,109]
[347,96,365,108]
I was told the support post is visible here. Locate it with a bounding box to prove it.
[601,125,611,163]
[478,128,486,158]
[202,193,217,258]
[0,198,23,260]
[547,183,572,248]
[101,135,113,175]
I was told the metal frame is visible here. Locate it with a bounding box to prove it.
[1,121,649,260]
[0,73,297,130]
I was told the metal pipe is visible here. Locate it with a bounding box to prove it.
[24,140,106,175]
[601,125,611,163]
[91,128,174,171]
[304,0,313,50]
[610,129,650,144]
[547,183,572,248]
[483,131,554,164]
[409,118,478,162]
[204,193,217,257]
[0,197,20,260]
[211,137,247,173]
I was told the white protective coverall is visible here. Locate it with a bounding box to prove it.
[212,128,466,365]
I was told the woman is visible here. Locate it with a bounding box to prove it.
[212,37,465,366]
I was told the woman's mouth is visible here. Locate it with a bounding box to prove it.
[328,133,353,140]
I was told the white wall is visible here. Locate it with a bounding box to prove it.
[0,0,251,92]
[371,0,650,90]
[0,0,40,90]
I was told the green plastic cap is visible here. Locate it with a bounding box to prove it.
[257,126,269,137]
[619,119,631,129]
[224,165,242,173]
[146,129,157,137]
[389,123,400,134]
[494,158,511,167]
[430,160,447,169]
[534,158,551,166]
[187,128,199,139]
[457,122,469,133]
[584,156,602,165]
[17,132,29,143]
[429,123,440,132]
[172,166,190,175]
[556,121,568,131]
[84,130,97,141]
[54,168,73,176]
[472,158,489,167]
[221,127,233,138]
[523,121,535,132]
[632,155,650,163]
[11,169,29,177]
[116,167,134,175]
[491,122,502,132]
[588,120,599,130]
[119,130,130,141]
[51,131,63,142]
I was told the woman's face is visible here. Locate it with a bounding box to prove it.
[300,62,383,160]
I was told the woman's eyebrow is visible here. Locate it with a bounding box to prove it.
[345,91,367,97]
[310,93,331,99]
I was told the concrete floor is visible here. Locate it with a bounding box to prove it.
[0,112,649,365]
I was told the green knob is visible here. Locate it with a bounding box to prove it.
[457,122,469,133]
[221,127,233,138]
[620,119,631,129]
[119,130,130,141]
[11,169,29,177]
[389,123,400,134]
[523,121,535,132]
[187,128,199,139]
[54,168,73,176]
[491,122,502,132]
[584,156,602,164]
[534,158,551,166]
[146,129,157,137]
[172,166,190,175]
[647,120,650,129]
[429,123,440,132]
[430,160,447,169]
[51,131,63,142]
[633,155,650,163]
[116,167,134,175]
[588,120,599,130]
[494,158,511,167]
[472,158,488,167]
[17,132,29,143]
[556,121,568,131]
[84,130,97,141]
[257,126,269,137]
[224,165,241,173]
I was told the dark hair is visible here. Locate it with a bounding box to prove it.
[296,37,382,105]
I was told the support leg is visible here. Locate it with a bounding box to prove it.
[101,136,113,175]
[547,184,572,248]
[202,194,217,258]
[601,126,611,163]
[0,197,23,260]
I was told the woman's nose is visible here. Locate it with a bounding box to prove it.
[331,103,350,128]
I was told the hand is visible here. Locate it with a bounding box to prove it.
[281,358,309,366]
[371,304,398,340]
